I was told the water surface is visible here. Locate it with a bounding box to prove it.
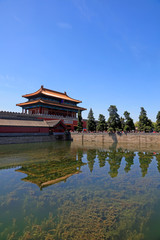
[0,141,160,239]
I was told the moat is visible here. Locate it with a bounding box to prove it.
[1,141,160,239]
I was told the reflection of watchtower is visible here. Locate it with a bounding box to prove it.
[16,158,86,189]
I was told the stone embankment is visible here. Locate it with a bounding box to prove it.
[1,132,160,145]
[71,132,160,144]
[0,133,71,145]
[0,135,57,145]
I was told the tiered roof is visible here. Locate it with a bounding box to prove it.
[17,99,86,111]
[22,85,82,103]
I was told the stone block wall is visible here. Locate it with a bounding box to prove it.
[71,132,160,144]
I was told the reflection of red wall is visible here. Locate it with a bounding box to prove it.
[0,126,49,133]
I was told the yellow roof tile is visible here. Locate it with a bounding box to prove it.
[22,86,82,103]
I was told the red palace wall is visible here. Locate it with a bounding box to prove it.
[73,120,87,130]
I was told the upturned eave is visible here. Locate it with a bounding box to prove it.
[16,99,87,111]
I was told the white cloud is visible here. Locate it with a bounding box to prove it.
[0,75,19,89]
[72,0,93,21]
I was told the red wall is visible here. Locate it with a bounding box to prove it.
[0,120,87,133]
[72,120,87,131]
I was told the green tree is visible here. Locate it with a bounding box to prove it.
[123,111,135,132]
[138,107,153,132]
[134,121,139,130]
[97,114,107,132]
[155,111,160,132]
[152,122,156,131]
[87,108,96,132]
[107,105,122,132]
[120,117,125,131]
[77,110,83,132]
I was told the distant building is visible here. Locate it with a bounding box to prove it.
[0,119,66,136]
[16,85,87,130]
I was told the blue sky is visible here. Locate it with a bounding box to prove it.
[0,0,160,122]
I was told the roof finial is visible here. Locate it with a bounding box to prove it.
[41,85,44,89]
[64,91,67,95]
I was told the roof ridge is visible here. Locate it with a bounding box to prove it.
[42,87,67,96]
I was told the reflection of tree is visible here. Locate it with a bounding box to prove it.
[124,151,135,173]
[77,149,83,163]
[138,152,153,177]
[97,150,108,168]
[87,149,96,172]
[76,149,83,171]
[155,153,160,173]
[16,153,85,189]
[107,148,123,178]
